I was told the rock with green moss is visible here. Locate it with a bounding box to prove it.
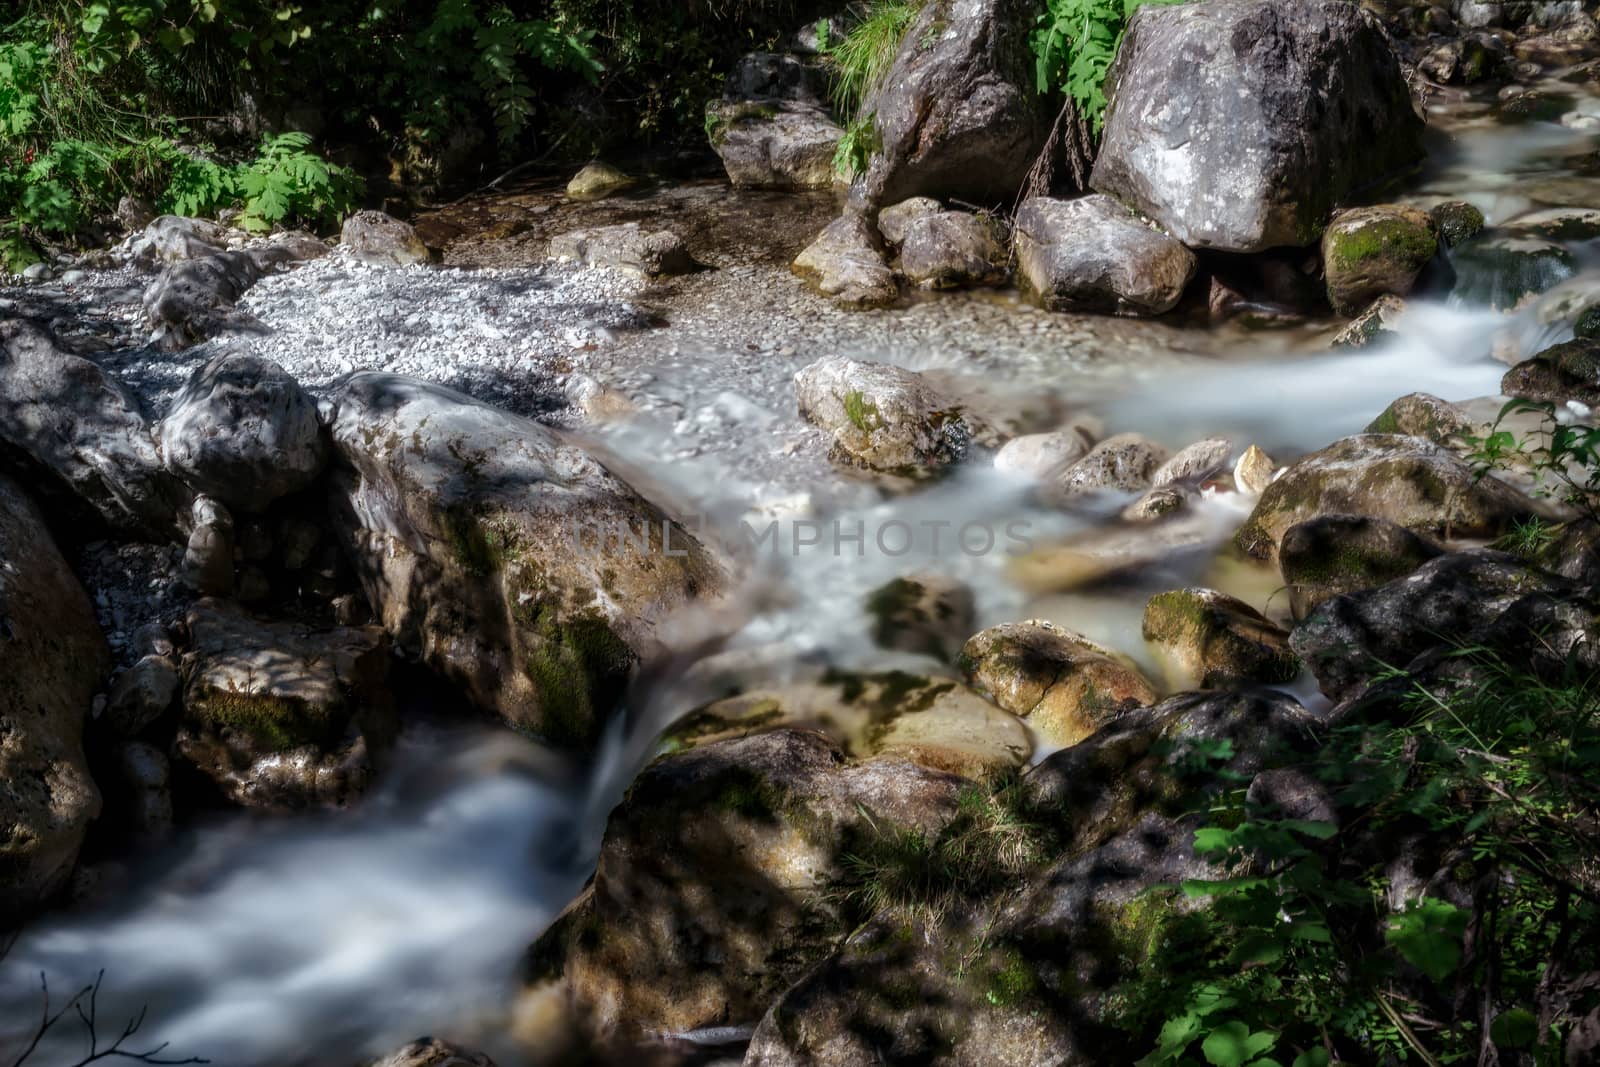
[1502,338,1600,406]
[666,670,1031,780]
[1234,434,1535,561]
[865,574,977,662]
[1279,514,1443,620]
[328,373,723,747]
[1429,200,1487,248]
[1142,588,1298,689]
[795,356,973,476]
[961,620,1157,748]
[792,215,900,309]
[525,729,967,1041]
[1331,294,1407,349]
[1042,432,1172,503]
[176,598,396,810]
[565,161,635,202]
[1321,205,1438,316]
[0,473,107,919]
[1450,233,1577,310]
[1363,392,1476,446]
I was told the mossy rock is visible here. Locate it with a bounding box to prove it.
[1363,392,1475,447]
[864,573,976,662]
[1502,338,1600,407]
[1428,200,1486,248]
[1331,293,1407,349]
[1321,205,1438,316]
[1142,588,1299,688]
[1279,514,1443,620]
[565,161,635,201]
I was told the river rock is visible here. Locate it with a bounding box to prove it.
[340,210,429,267]
[525,729,967,1039]
[1450,233,1577,310]
[667,671,1031,779]
[1015,195,1196,315]
[130,215,231,266]
[1142,588,1299,689]
[175,598,396,809]
[1091,0,1424,252]
[961,620,1157,748]
[143,235,328,350]
[865,574,977,661]
[180,495,235,597]
[1430,200,1487,247]
[116,196,156,233]
[792,215,899,308]
[1291,550,1578,699]
[1364,392,1477,445]
[1234,434,1535,561]
[878,197,944,246]
[548,223,695,278]
[370,1039,496,1067]
[0,318,191,540]
[0,474,107,917]
[1233,444,1278,495]
[846,0,1045,212]
[1502,338,1600,406]
[115,741,173,841]
[327,373,722,746]
[1279,514,1444,620]
[103,654,182,737]
[1322,205,1439,315]
[565,161,634,201]
[707,99,842,190]
[1153,437,1233,487]
[1012,508,1219,592]
[899,211,1009,290]
[158,349,328,512]
[794,357,972,476]
[993,427,1095,480]
[1332,294,1408,348]
[1043,432,1171,501]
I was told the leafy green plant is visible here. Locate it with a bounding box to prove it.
[841,387,883,432]
[232,131,361,232]
[1032,0,1187,133]
[1467,397,1600,524]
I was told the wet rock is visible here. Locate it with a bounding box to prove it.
[370,1038,496,1067]
[899,211,1009,290]
[792,215,899,308]
[0,319,191,540]
[566,161,635,201]
[340,210,430,267]
[878,196,944,246]
[706,100,842,190]
[526,729,967,1039]
[175,598,396,810]
[1043,432,1171,501]
[1142,588,1299,689]
[1291,550,1578,699]
[1430,200,1487,247]
[1322,205,1439,315]
[668,672,1031,779]
[1012,509,1220,593]
[328,373,722,746]
[1233,444,1278,496]
[1234,434,1534,561]
[865,574,977,662]
[158,349,328,512]
[1332,294,1408,348]
[961,620,1157,748]
[1153,437,1233,487]
[1501,207,1600,243]
[180,495,234,597]
[1502,338,1600,406]
[993,427,1095,480]
[847,0,1045,212]
[1280,514,1444,620]
[1,474,106,919]
[1450,233,1577,310]
[1015,195,1196,316]
[1122,484,1193,523]
[116,741,173,841]
[794,357,972,476]
[1364,392,1477,446]
[1091,0,1423,252]
[548,223,695,279]
[103,654,181,737]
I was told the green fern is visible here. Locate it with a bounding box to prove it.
[231,131,361,233]
[1033,0,1188,133]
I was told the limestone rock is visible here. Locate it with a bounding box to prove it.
[1321,205,1439,315]
[792,215,899,308]
[340,210,429,267]
[566,161,634,201]
[1142,588,1299,689]
[548,224,695,279]
[1015,195,1196,315]
[899,211,1009,290]
[794,357,972,477]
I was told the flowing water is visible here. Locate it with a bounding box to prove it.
[5,81,1600,1067]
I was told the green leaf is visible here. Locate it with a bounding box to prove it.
[1291,1050,1331,1067]
[1490,1008,1539,1049]
[1201,1021,1277,1067]
[1386,898,1468,983]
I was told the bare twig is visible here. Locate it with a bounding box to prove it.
[7,970,208,1067]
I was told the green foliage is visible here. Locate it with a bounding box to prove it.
[232,131,361,232]
[841,387,883,431]
[1467,398,1600,525]
[1117,651,1600,1065]
[821,0,921,118]
[1032,0,1187,133]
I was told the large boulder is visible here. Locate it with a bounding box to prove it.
[327,373,722,746]
[1091,0,1424,252]
[899,211,1009,290]
[1321,205,1439,315]
[175,599,396,809]
[847,0,1046,213]
[1015,196,1196,315]
[794,357,973,477]
[707,54,841,190]
[960,621,1158,748]
[157,349,329,512]
[0,474,106,918]
[142,234,328,350]
[525,729,966,1039]
[0,318,191,540]
[1234,434,1535,561]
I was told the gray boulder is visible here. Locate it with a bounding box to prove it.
[1043,432,1171,501]
[1502,339,1600,406]
[847,0,1046,213]
[707,53,841,190]
[548,223,695,278]
[0,318,191,540]
[1015,196,1196,315]
[0,474,106,917]
[158,349,328,512]
[129,215,231,267]
[899,211,1009,290]
[794,356,973,476]
[792,215,899,308]
[143,234,327,350]
[340,210,429,267]
[1091,0,1424,252]
[327,373,723,746]
[878,196,945,247]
